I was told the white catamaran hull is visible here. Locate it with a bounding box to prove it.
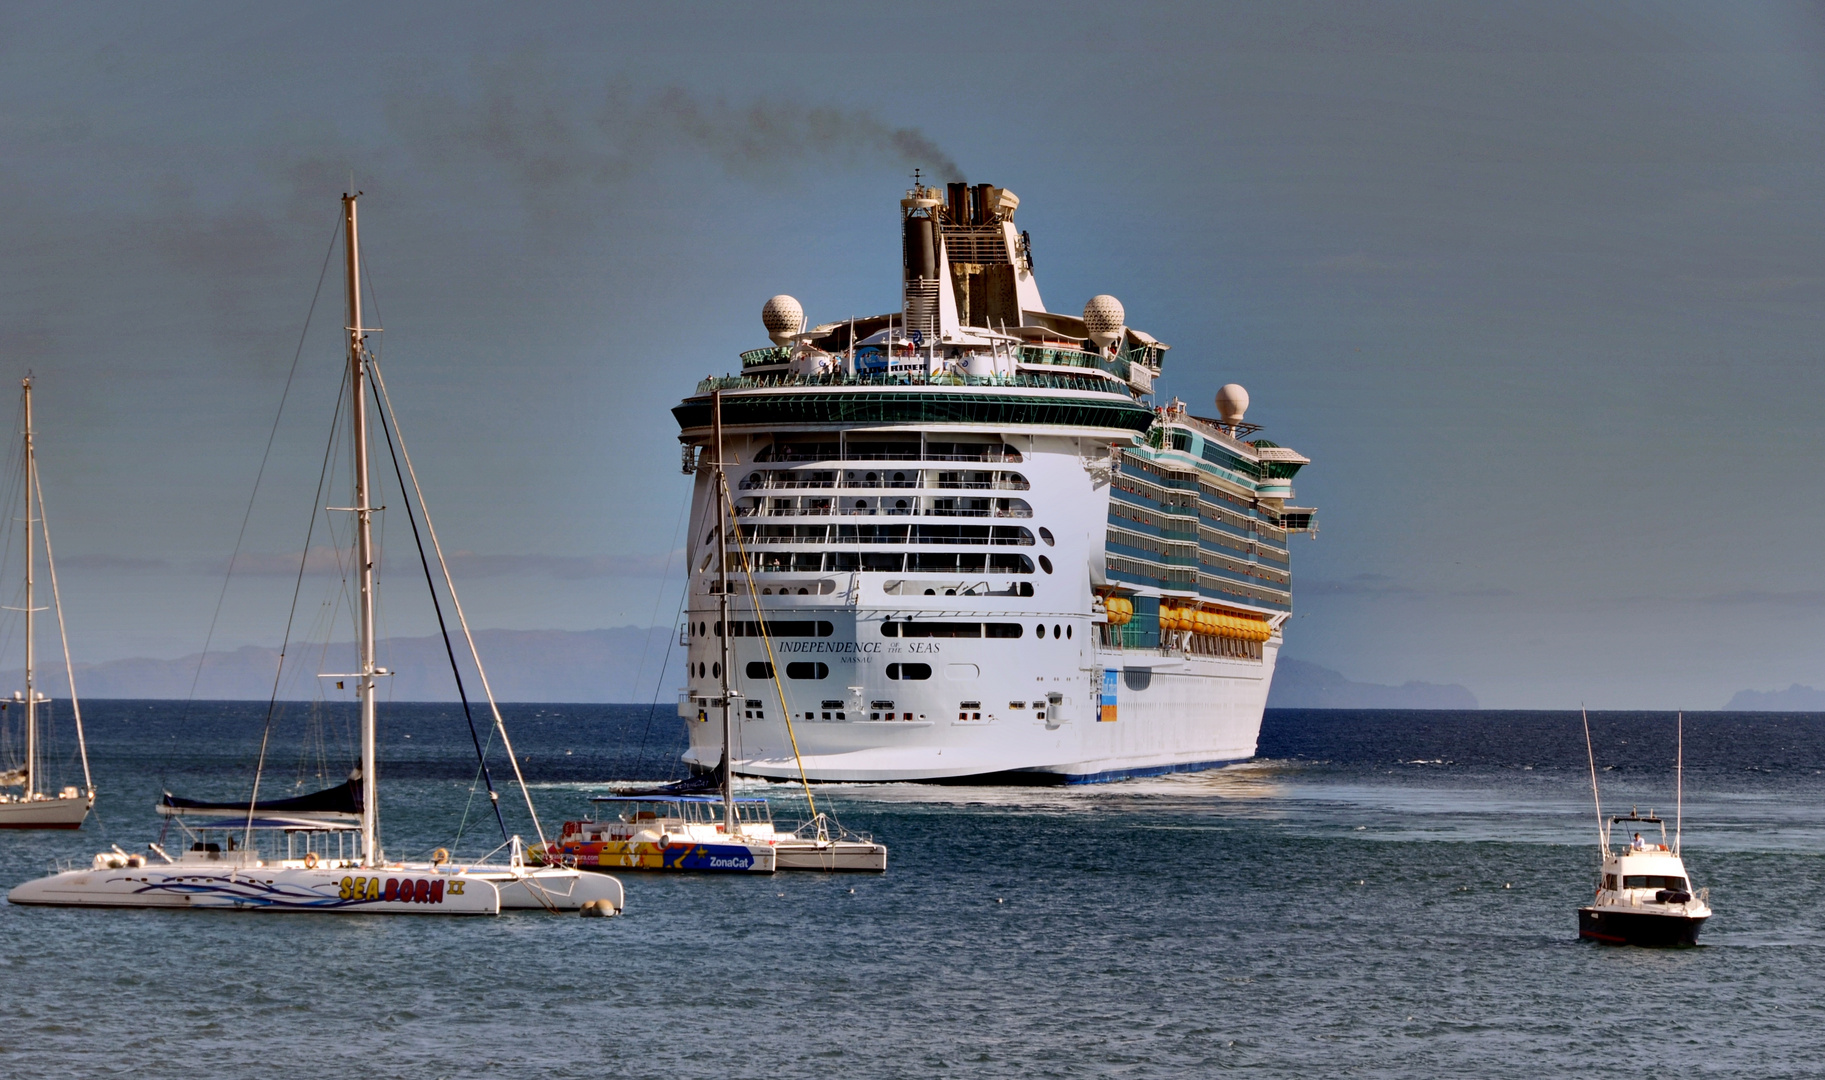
[7,861,622,915]
[0,792,92,829]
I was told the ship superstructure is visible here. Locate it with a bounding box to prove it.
[673,182,1315,782]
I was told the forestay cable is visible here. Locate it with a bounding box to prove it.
[366,358,549,850]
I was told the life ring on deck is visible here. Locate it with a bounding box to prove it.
[431,848,450,866]
[304,852,319,869]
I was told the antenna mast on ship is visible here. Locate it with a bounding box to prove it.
[343,193,381,867]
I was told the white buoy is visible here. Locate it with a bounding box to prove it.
[762,295,805,346]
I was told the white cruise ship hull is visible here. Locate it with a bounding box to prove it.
[683,636,1277,784]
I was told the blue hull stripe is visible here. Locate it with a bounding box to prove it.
[1056,756,1253,785]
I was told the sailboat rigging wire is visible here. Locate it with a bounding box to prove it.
[183,219,340,726]
[366,357,549,850]
[1581,706,1604,849]
[721,485,820,823]
[630,585,690,785]
[365,356,509,843]
[243,368,349,852]
[626,489,692,783]
[30,458,90,795]
[1676,711,1683,855]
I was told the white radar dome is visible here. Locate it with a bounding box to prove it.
[1216,384,1250,424]
[1083,295,1125,349]
[762,295,805,346]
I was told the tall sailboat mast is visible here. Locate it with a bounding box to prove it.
[21,377,36,798]
[343,194,380,867]
[712,389,737,835]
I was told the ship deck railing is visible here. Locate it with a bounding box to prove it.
[734,507,1032,519]
[733,535,1037,547]
[693,371,1136,395]
[756,452,1023,465]
[739,478,1030,491]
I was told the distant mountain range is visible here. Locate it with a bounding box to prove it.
[1265,659,1478,710]
[5,627,686,704]
[10,631,1472,710]
[1723,684,1825,711]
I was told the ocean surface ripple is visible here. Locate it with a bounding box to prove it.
[1,704,1821,1078]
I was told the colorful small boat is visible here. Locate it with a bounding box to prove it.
[534,795,776,873]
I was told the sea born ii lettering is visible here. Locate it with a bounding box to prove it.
[381,877,446,903]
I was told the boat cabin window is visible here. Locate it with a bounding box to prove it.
[1622,875,1687,891]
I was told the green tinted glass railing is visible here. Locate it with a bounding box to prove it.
[741,346,792,368]
[694,371,1135,394]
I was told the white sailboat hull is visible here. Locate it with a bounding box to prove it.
[772,838,889,872]
[7,860,622,915]
[0,792,92,829]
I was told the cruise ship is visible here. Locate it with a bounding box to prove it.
[673,181,1315,783]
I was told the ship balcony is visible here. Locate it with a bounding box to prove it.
[754,447,1024,465]
[734,523,1037,546]
[739,470,1029,492]
[735,497,1032,519]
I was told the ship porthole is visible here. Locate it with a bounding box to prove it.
[1066,625,1073,639]
[1036,624,1046,638]
[1038,555,1053,574]
[1039,527,1055,546]
[1054,624,1062,638]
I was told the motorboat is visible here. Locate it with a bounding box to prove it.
[1577,810,1710,947]
[1575,710,1710,946]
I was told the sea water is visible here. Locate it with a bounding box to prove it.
[1,704,1822,1079]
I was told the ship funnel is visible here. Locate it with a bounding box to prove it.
[1084,295,1125,350]
[1217,384,1250,424]
[762,295,804,346]
[902,198,942,342]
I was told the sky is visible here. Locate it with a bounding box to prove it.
[1,1,1823,707]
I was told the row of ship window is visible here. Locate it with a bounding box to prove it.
[738,699,1053,724]
[692,661,932,682]
[755,440,1023,463]
[1112,478,1275,538]
[739,469,1031,491]
[734,524,1046,546]
[687,620,1076,646]
[716,552,1053,574]
[737,496,1033,517]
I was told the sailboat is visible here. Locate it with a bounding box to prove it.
[0,377,95,829]
[1575,710,1711,946]
[8,195,621,914]
[535,390,886,874]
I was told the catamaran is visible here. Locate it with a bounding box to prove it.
[537,391,887,874]
[8,195,621,914]
[0,377,95,829]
